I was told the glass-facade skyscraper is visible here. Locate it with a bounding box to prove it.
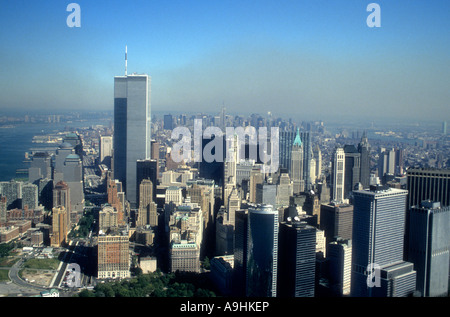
[114,74,151,208]
[278,218,316,297]
[351,186,416,297]
[246,204,279,297]
[408,201,449,297]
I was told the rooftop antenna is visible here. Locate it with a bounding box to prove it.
[125,45,128,76]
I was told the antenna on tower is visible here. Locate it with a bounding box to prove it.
[125,45,128,76]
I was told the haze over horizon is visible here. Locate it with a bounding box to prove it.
[0,0,448,123]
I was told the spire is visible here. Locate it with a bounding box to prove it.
[293,128,302,147]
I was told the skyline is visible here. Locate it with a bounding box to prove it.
[0,0,449,122]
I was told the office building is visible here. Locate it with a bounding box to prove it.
[290,128,304,195]
[406,168,450,209]
[278,217,316,297]
[114,73,152,208]
[246,205,279,297]
[137,179,158,227]
[28,152,52,184]
[233,209,248,296]
[358,132,371,189]
[62,154,84,224]
[327,239,352,296]
[99,205,119,232]
[313,145,322,182]
[136,159,158,206]
[343,145,360,199]
[249,166,264,203]
[168,203,203,273]
[256,183,277,206]
[279,130,311,190]
[405,168,450,258]
[99,135,113,166]
[351,186,416,297]
[320,202,353,245]
[97,230,130,279]
[331,147,345,203]
[164,114,173,130]
[277,173,293,207]
[408,201,449,297]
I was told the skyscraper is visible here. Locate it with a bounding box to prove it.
[406,168,450,209]
[313,145,322,181]
[358,132,371,189]
[291,128,304,195]
[136,159,158,205]
[99,135,113,166]
[405,168,450,260]
[114,71,151,208]
[408,201,449,297]
[279,130,311,188]
[28,152,52,184]
[343,145,360,199]
[351,186,416,297]
[233,209,248,296]
[246,204,279,297]
[21,183,38,210]
[278,217,316,297]
[320,201,353,245]
[331,147,345,203]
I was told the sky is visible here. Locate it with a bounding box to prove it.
[0,0,449,123]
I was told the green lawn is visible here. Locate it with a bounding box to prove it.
[22,258,60,270]
[0,269,9,282]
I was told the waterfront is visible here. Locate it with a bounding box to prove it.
[0,119,111,182]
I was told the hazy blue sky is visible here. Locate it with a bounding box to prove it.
[0,0,448,122]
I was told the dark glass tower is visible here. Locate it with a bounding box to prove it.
[408,201,449,297]
[278,218,316,297]
[358,132,371,189]
[113,74,151,208]
[246,205,279,297]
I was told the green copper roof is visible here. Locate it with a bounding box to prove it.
[293,128,302,147]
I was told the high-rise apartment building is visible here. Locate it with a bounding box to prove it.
[50,206,68,247]
[114,73,151,208]
[408,201,449,297]
[53,181,71,231]
[246,204,279,297]
[351,186,416,297]
[21,183,38,210]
